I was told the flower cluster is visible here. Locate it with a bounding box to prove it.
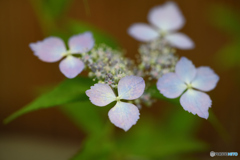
[136,38,178,80]
[86,45,134,88]
[29,1,219,131]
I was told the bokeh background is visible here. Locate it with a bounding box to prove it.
[0,0,240,159]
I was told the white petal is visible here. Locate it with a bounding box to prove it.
[108,102,140,131]
[148,1,185,31]
[29,37,66,62]
[59,56,84,78]
[175,57,196,84]
[191,67,219,92]
[118,76,145,100]
[86,83,116,107]
[29,41,41,56]
[128,23,159,42]
[165,33,194,49]
[180,89,212,119]
[157,72,187,98]
[68,32,95,53]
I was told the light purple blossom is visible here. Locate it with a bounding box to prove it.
[29,32,94,78]
[86,75,145,131]
[128,1,194,49]
[157,57,219,119]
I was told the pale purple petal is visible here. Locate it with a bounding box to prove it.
[165,33,195,49]
[118,76,145,100]
[180,89,212,119]
[128,23,159,42]
[68,32,94,53]
[86,83,116,107]
[29,37,66,62]
[108,102,140,131]
[191,67,219,92]
[29,41,41,56]
[59,56,84,78]
[157,72,187,98]
[148,1,185,31]
[175,57,196,84]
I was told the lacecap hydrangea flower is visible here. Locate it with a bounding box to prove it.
[29,32,94,78]
[128,1,194,49]
[86,75,145,131]
[157,57,219,119]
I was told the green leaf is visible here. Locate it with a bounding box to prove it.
[29,0,56,35]
[215,41,240,69]
[208,110,231,144]
[165,107,200,136]
[61,101,105,134]
[44,0,73,18]
[33,0,73,19]
[146,85,200,136]
[209,4,240,69]
[70,122,114,160]
[87,84,205,158]
[68,85,207,159]
[83,0,90,16]
[115,115,207,159]
[4,77,94,124]
[146,85,179,105]
[68,20,119,48]
[29,0,73,35]
[71,134,113,160]
[209,4,240,36]
[147,84,229,144]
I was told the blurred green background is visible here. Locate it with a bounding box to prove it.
[0,0,240,159]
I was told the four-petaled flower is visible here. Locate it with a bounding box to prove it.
[29,32,94,78]
[86,75,145,131]
[157,57,219,119]
[128,1,194,50]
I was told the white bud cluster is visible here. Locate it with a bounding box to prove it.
[86,45,134,88]
[84,39,178,107]
[136,38,178,80]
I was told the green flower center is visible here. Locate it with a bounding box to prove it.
[186,83,192,89]
[116,96,121,102]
